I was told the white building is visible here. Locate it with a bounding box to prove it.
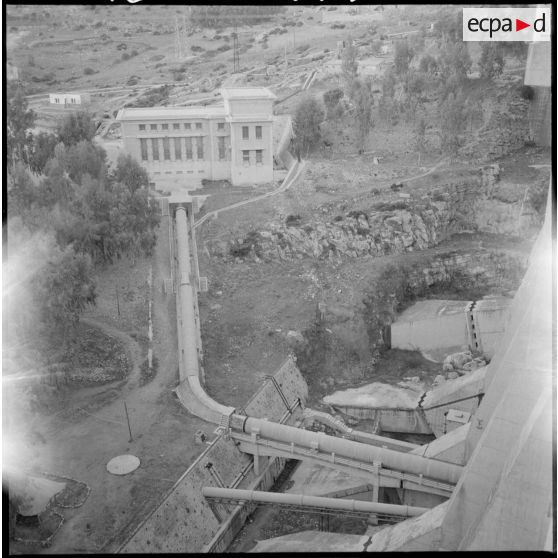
[49,92,91,106]
[116,87,277,187]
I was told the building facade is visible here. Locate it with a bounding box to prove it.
[116,87,276,187]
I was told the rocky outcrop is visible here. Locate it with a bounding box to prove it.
[212,169,542,262]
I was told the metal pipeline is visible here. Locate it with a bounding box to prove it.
[202,487,429,517]
[237,416,463,485]
[174,207,462,486]
[175,206,235,417]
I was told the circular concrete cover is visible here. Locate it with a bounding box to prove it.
[106,455,140,476]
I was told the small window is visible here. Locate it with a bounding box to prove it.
[217,122,225,131]
[173,123,180,130]
[184,123,191,130]
[150,124,157,130]
[162,123,169,130]
[242,150,250,166]
[242,126,249,140]
[195,122,202,130]
[255,126,262,139]
[139,124,146,131]
[255,150,263,165]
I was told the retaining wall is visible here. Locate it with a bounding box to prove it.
[119,356,307,554]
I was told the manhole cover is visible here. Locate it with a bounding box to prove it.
[107,455,140,476]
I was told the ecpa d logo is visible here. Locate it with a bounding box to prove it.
[463,7,551,42]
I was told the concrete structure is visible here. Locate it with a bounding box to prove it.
[524,42,551,147]
[116,87,276,187]
[390,298,512,360]
[49,92,91,106]
[6,63,19,81]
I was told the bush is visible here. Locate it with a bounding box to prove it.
[519,85,534,100]
[286,214,302,226]
[121,52,130,61]
[83,67,95,75]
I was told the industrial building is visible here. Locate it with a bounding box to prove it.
[116,87,276,187]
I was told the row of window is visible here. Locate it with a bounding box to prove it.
[242,149,263,166]
[138,122,226,132]
[242,125,262,140]
[140,136,229,162]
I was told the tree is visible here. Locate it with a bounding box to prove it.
[394,39,413,75]
[438,92,467,158]
[352,79,374,154]
[7,85,35,165]
[414,117,427,162]
[64,140,107,184]
[28,132,58,175]
[114,153,149,193]
[341,38,358,88]
[438,41,472,83]
[57,111,96,146]
[323,88,344,120]
[478,43,505,80]
[35,245,97,345]
[7,163,37,215]
[419,54,438,75]
[292,96,325,159]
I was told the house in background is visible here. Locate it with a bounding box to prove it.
[49,92,91,106]
[116,87,276,188]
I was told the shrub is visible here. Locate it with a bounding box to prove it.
[83,67,95,75]
[519,85,534,100]
[121,52,130,61]
[286,214,302,226]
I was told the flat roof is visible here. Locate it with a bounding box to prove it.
[116,104,227,121]
[220,87,277,100]
[395,300,471,323]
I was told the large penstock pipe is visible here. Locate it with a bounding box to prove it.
[175,206,235,417]
[202,487,429,517]
[238,417,463,485]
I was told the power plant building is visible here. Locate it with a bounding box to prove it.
[116,87,276,187]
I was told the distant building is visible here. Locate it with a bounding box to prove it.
[524,42,551,147]
[49,92,91,106]
[116,87,276,187]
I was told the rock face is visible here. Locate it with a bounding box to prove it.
[210,170,542,262]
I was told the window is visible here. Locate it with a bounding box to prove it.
[242,126,249,140]
[173,123,180,130]
[217,122,225,131]
[185,137,193,160]
[139,124,146,131]
[163,137,170,160]
[255,126,262,139]
[184,123,191,130]
[174,137,182,160]
[196,137,204,160]
[150,124,157,130]
[255,150,263,165]
[195,122,202,130]
[242,150,250,166]
[162,123,169,130]
[151,138,159,160]
[140,138,148,161]
[218,136,226,161]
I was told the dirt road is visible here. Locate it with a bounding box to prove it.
[13,214,212,554]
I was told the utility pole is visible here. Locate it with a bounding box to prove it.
[233,22,240,73]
